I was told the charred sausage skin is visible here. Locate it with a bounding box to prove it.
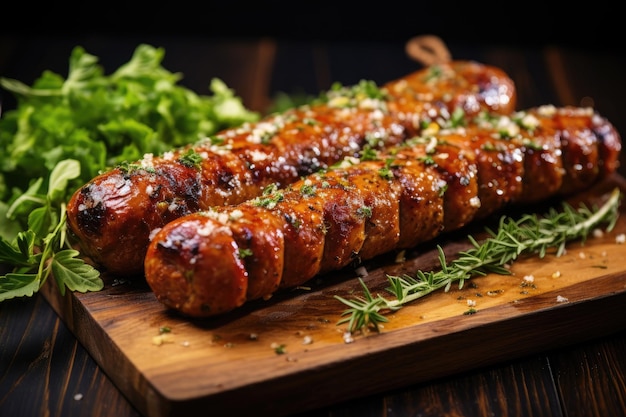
[144,106,621,317]
[66,61,516,276]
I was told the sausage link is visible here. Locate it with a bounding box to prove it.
[144,106,621,317]
[66,61,516,276]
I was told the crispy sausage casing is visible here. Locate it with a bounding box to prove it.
[66,61,516,276]
[144,105,621,317]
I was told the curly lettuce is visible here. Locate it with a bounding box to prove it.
[0,43,259,300]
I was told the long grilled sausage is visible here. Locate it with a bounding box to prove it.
[66,61,516,277]
[143,105,621,317]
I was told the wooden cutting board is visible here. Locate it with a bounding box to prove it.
[41,174,626,417]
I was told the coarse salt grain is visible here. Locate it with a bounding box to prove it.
[148,228,161,240]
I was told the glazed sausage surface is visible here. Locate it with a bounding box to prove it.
[144,105,621,317]
[66,61,516,276]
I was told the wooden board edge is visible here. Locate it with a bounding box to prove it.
[40,278,164,416]
[163,277,626,417]
[42,269,626,417]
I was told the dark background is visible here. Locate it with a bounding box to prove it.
[1,1,624,117]
[2,1,622,46]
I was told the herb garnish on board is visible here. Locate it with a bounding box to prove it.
[336,188,622,334]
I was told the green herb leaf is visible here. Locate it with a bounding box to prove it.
[0,44,259,303]
[0,230,35,266]
[50,249,103,295]
[0,273,41,301]
[48,159,81,203]
[27,206,52,240]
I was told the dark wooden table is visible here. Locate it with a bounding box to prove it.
[1,31,626,417]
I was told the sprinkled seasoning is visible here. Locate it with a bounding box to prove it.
[178,148,204,169]
[271,342,287,354]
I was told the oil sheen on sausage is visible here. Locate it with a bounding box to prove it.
[143,105,621,317]
[66,61,516,276]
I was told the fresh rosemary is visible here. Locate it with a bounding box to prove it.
[336,188,622,334]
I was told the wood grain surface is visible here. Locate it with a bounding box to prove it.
[39,174,626,417]
[2,35,626,417]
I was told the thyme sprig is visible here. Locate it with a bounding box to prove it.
[336,188,622,334]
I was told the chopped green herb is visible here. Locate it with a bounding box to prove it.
[253,184,284,209]
[449,107,466,127]
[357,206,373,218]
[418,155,436,165]
[378,167,394,180]
[300,183,317,197]
[272,343,287,354]
[178,148,204,169]
[359,146,379,161]
[424,65,443,82]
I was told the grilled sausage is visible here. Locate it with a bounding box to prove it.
[143,105,621,317]
[66,61,516,277]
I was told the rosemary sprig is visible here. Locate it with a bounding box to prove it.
[336,188,622,334]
